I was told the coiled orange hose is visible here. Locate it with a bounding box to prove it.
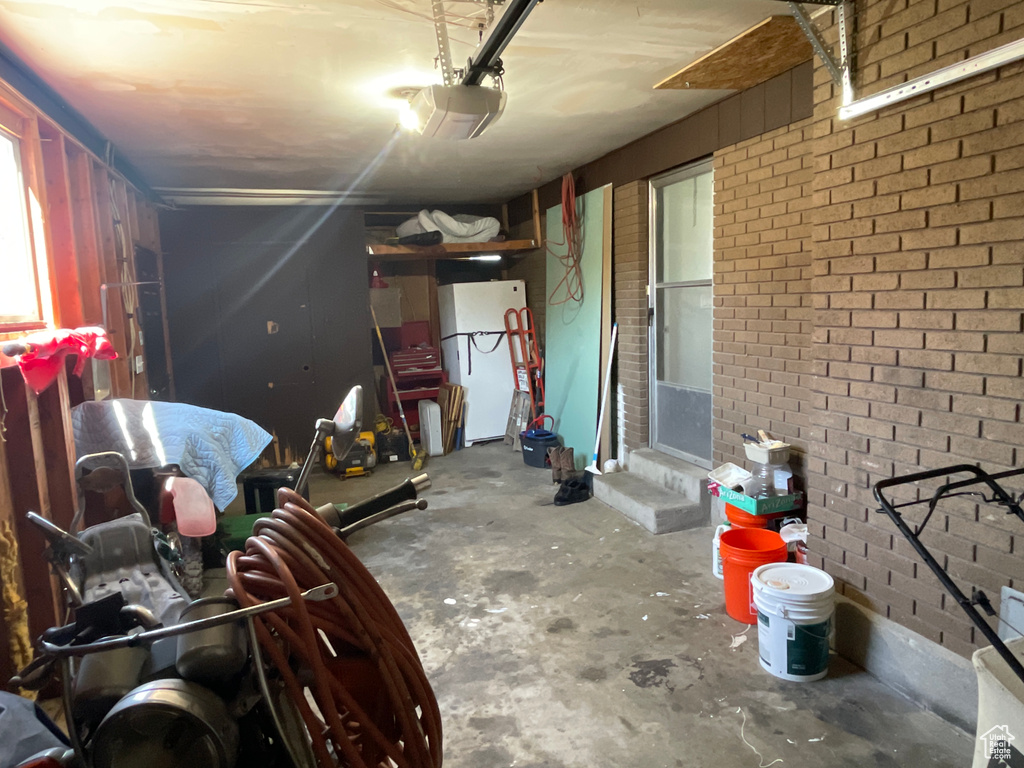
[226,488,442,768]
[547,172,584,306]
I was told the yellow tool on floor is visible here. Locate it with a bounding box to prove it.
[324,432,377,477]
[370,304,426,472]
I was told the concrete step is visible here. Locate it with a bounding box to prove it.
[592,471,707,535]
[629,448,708,502]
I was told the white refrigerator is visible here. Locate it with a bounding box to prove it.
[438,280,525,445]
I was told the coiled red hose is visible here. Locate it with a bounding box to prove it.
[226,488,442,768]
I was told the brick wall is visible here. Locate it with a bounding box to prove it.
[808,0,1024,656]
[613,181,650,454]
[712,120,816,480]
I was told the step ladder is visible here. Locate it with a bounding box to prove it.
[504,390,532,451]
[504,307,545,420]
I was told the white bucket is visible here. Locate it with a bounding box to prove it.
[711,523,729,579]
[751,562,835,682]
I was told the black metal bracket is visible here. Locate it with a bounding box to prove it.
[973,588,997,617]
[873,464,1024,685]
[461,0,540,86]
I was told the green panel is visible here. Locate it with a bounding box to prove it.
[544,187,606,470]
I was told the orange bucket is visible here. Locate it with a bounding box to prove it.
[724,503,789,530]
[720,528,787,624]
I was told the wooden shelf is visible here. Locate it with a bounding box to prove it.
[367,238,538,261]
[655,16,813,92]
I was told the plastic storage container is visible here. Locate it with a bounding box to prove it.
[973,636,1024,768]
[521,429,560,468]
[743,461,793,498]
[743,442,791,465]
[418,400,443,456]
[712,523,729,579]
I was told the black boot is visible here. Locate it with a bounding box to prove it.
[554,477,590,506]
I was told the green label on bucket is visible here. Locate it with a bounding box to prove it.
[786,618,831,676]
[758,612,771,666]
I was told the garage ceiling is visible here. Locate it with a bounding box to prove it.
[0,0,789,204]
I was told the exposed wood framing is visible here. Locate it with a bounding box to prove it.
[1,368,62,644]
[0,413,29,680]
[531,189,542,247]
[0,72,168,684]
[39,127,84,328]
[19,114,58,329]
[67,149,104,326]
[91,164,132,396]
[427,261,441,352]
[110,176,150,397]
[36,370,77,532]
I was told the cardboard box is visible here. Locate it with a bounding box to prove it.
[708,482,804,515]
[370,287,403,328]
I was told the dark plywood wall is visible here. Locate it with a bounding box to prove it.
[160,206,374,449]
[505,61,814,225]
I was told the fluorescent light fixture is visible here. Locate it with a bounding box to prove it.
[155,188,387,206]
[468,254,501,262]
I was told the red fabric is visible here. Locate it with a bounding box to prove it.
[13,326,117,394]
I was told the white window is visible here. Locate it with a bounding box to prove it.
[0,126,43,327]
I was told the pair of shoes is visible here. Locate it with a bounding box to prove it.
[554,477,590,506]
[547,445,577,483]
[547,447,562,483]
[559,446,576,481]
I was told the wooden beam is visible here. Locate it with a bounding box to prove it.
[655,16,813,91]
[1,368,61,641]
[91,164,132,397]
[126,188,140,246]
[111,179,148,398]
[532,189,542,247]
[427,260,441,352]
[36,368,77,531]
[367,238,536,260]
[144,205,176,401]
[68,148,103,325]
[39,125,84,328]
[0,401,29,685]
[19,115,59,328]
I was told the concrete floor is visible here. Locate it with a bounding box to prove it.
[297,442,973,768]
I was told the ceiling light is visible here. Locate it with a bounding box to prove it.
[398,102,421,132]
[366,70,441,111]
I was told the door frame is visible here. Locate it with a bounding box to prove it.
[647,158,714,468]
